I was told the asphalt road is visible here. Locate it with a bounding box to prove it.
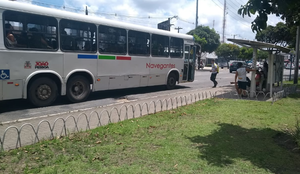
[0,68,298,123]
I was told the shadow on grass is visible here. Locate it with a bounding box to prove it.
[286,93,300,99]
[187,123,300,174]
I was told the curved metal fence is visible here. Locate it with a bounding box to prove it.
[0,86,297,152]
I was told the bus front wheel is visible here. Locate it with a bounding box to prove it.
[66,76,91,103]
[28,77,58,107]
[166,73,177,90]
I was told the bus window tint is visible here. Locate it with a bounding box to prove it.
[170,37,183,58]
[128,30,150,56]
[3,10,58,50]
[98,25,127,55]
[152,34,169,57]
[60,19,96,52]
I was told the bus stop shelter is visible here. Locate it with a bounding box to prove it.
[227,39,290,98]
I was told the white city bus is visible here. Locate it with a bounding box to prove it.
[0,1,196,107]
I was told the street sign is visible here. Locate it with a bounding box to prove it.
[158,19,170,31]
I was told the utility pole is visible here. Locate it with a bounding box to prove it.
[168,17,176,31]
[289,54,294,81]
[175,27,183,33]
[233,34,240,39]
[85,6,88,15]
[168,18,171,31]
[213,20,215,30]
[196,0,198,29]
[294,26,300,84]
[222,0,227,43]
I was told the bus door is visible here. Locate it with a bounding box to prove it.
[183,45,196,81]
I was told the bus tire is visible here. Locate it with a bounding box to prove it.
[66,75,91,103]
[166,73,177,90]
[28,77,58,107]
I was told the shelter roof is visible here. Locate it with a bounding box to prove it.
[227,39,290,53]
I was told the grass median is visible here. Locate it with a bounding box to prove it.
[1,94,300,174]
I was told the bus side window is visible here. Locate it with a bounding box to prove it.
[170,37,183,58]
[3,10,58,51]
[60,19,96,53]
[98,25,127,55]
[128,30,150,56]
[152,34,169,57]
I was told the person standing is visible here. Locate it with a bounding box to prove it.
[210,59,218,88]
[234,62,256,97]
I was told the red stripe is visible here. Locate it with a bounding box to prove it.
[116,56,131,60]
[7,82,13,84]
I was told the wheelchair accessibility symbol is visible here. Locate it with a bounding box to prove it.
[0,70,10,80]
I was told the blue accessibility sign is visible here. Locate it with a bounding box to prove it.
[0,69,10,80]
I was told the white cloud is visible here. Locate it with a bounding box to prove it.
[9,0,284,42]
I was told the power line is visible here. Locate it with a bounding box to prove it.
[216,0,253,24]
[227,0,243,9]
[211,0,251,28]
[20,0,172,20]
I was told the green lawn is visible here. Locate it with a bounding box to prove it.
[283,78,300,86]
[1,94,300,174]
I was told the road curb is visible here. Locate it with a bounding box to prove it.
[0,86,223,126]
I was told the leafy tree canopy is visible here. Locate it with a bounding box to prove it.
[239,47,253,60]
[238,0,300,32]
[238,47,268,61]
[187,25,220,54]
[255,22,296,48]
[257,50,268,60]
[215,43,240,60]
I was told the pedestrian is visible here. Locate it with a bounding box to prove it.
[210,59,218,88]
[234,62,256,97]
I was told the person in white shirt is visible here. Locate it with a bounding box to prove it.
[235,62,256,97]
[210,59,218,88]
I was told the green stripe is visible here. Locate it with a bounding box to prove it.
[99,55,115,60]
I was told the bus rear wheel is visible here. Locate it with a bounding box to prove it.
[166,73,177,90]
[28,77,58,107]
[66,76,91,103]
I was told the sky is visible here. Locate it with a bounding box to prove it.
[8,0,284,43]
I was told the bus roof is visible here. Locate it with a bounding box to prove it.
[0,1,194,41]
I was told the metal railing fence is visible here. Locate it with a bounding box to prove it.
[0,85,297,152]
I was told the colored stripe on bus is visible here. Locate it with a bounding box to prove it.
[78,54,98,59]
[99,55,115,60]
[116,56,131,60]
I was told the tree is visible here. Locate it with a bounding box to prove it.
[238,0,300,84]
[255,22,296,48]
[257,50,268,61]
[187,25,221,68]
[215,43,240,61]
[238,0,300,32]
[239,47,253,61]
[238,47,268,61]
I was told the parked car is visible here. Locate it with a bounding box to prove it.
[218,61,228,69]
[247,61,252,67]
[257,62,264,71]
[285,63,295,69]
[229,61,247,73]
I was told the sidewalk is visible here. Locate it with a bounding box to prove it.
[196,66,229,71]
[0,86,234,151]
